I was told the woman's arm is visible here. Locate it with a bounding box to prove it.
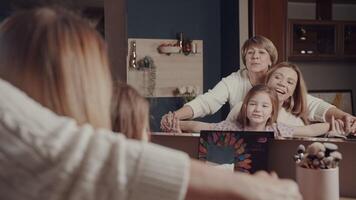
[160,106,194,131]
[305,94,335,122]
[186,160,302,200]
[292,116,347,137]
[184,73,239,118]
[225,102,243,122]
[161,72,243,131]
[160,82,229,131]
[175,120,241,133]
[325,107,356,134]
[0,79,302,200]
[293,123,330,137]
[178,120,213,133]
[306,94,356,133]
[172,105,195,120]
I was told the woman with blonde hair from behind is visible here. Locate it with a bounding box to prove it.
[112,83,150,141]
[0,5,112,129]
[0,6,302,200]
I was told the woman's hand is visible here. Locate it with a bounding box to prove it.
[160,111,175,132]
[160,106,195,132]
[171,116,182,133]
[186,160,302,200]
[160,112,183,133]
[325,107,356,134]
[254,170,279,180]
[243,171,301,200]
[341,114,356,134]
[326,116,347,139]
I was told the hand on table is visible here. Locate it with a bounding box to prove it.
[237,170,302,200]
[342,114,356,134]
[160,111,175,132]
[326,116,348,139]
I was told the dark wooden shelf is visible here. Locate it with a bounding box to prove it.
[288,19,356,61]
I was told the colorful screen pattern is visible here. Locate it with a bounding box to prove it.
[198,131,271,173]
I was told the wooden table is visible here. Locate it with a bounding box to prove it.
[151,133,356,198]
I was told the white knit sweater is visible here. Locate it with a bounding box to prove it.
[186,69,252,118]
[0,79,190,200]
[186,69,334,122]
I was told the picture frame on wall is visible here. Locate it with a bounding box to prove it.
[309,89,354,115]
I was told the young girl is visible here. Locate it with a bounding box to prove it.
[173,85,345,138]
[111,83,150,141]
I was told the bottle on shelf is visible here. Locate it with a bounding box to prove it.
[129,40,137,69]
[177,32,184,53]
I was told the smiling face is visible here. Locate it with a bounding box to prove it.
[245,46,272,74]
[246,92,273,127]
[267,67,298,103]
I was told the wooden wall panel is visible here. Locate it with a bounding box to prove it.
[104,0,127,82]
[251,0,287,62]
[127,39,203,97]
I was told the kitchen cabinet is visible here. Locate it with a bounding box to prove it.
[288,20,356,61]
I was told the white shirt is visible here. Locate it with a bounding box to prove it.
[186,69,334,122]
[186,69,252,118]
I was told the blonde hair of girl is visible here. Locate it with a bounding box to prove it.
[0,6,112,129]
[236,85,280,129]
[111,83,150,141]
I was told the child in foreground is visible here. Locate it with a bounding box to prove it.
[112,83,150,141]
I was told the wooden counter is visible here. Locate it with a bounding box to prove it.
[151,133,356,198]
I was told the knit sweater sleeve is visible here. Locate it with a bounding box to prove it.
[225,102,243,122]
[306,94,335,122]
[185,71,242,118]
[211,120,241,131]
[0,79,190,200]
[272,123,295,137]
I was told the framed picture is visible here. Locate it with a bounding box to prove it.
[309,89,354,115]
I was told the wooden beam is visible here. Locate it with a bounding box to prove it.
[104,0,127,82]
[251,0,287,62]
